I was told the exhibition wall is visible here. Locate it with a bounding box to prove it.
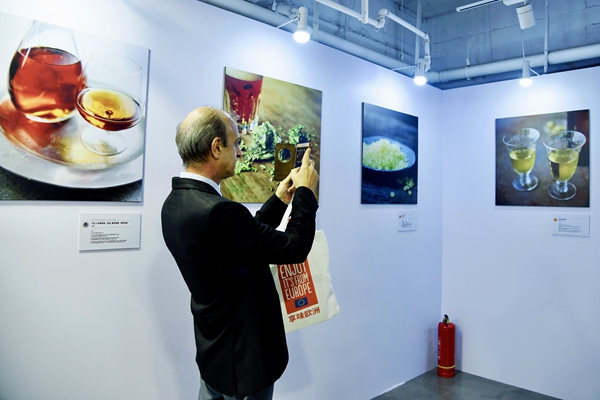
[0,1,596,399]
[442,68,600,399]
[0,1,443,400]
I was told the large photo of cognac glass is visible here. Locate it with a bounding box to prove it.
[0,13,149,201]
[495,110,589,207]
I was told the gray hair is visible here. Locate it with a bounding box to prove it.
[175,107,231,167]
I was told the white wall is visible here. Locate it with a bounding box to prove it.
[442,68,600,399]
[0,1,443,399]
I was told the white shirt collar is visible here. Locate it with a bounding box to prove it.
[180,171,221,196]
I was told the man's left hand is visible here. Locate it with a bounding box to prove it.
[276,172,296,204]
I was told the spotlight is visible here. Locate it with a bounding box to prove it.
[517,3,535,29]
[293,7,310,43]
[520,59,532,87]
[414,59,427,86]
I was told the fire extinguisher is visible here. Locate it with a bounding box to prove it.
[437,314,455,378]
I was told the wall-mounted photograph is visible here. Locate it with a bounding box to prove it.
[0,13,149,201]
[495,110,589,207]
[222,67,322,203]
[361,102,418,205]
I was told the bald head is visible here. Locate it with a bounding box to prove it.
[175,107,234,167]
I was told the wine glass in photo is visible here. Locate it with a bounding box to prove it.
[502,128,540,191]
[543,130,586,200]
[223,67,263,135]
[76,52,143,155]
[8,20,81,123]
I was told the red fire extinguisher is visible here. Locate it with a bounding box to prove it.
[437,314,455,378]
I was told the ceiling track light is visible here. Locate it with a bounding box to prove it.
[517,3,536,29]
[294,7,310,43]
[520,59,532,87]
[519,59,540,87]
[414,59,427,85]
[276,6,310,43]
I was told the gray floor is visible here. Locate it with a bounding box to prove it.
[372,369,561,400]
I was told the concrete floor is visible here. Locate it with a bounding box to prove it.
[372,369,561,400]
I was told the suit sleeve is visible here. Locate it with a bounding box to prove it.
[253,193,289,228]
[208,187,318,265]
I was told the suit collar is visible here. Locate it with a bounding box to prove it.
[180,171,221,195]
[171,177,221,196]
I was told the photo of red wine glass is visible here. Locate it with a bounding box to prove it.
[8,20,81,123]
[223,67,263,135]
[76,52,143,156]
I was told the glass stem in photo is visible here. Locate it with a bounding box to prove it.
[543,130,586,200]
[76,52,143,156]
[502,128,540,191]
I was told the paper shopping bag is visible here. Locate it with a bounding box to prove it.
[270,230,340,333]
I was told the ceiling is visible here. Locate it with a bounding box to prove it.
[200,0,600,89]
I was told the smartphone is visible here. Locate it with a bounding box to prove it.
[294,142,310,168]
[273,143,295,181]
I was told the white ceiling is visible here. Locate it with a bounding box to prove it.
[201,0,600,89]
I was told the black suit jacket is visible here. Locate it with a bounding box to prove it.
[161,177,317,397]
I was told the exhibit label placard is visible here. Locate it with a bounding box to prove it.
[552,214,589,237]
[79,213,141,251]
[397,211,417,232]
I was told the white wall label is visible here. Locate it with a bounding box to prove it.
[552,214,589,237]
[397,211,417,232]
[79,213,141,251]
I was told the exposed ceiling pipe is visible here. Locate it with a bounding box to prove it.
[314,0,385,29]
[544,0,549,73]
[199,0,600,86]
[413,0,422,65]
[314,0,431,69]
[379,8,430,70]
[199,0,413,72]
[272,3,294,17]
[430,43,600,83]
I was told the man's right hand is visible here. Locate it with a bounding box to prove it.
[290,147,319,192]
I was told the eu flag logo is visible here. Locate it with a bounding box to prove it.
[294,297,309,309]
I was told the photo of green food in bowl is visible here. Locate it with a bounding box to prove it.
[361,103,418,205]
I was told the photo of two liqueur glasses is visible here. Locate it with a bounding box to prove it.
[8,20,143,156]
[502,128,586,200]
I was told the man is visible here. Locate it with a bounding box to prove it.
[161,106,319,400]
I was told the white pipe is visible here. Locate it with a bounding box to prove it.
[361,0,369,24]
[199,0,600,85]
[378,8,426,38]
[544,0,549,73]
[273,3,295,18]
[414,1,421,66]
[314,0,384,28]
[199,0,411,70]
[378,8,430,69]
[430,43,600,83]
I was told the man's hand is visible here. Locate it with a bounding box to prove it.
[275,173,295,204]
[275,147,319,203]
[290,147,319,193]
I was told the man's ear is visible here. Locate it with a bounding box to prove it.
[211,137,222,159]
